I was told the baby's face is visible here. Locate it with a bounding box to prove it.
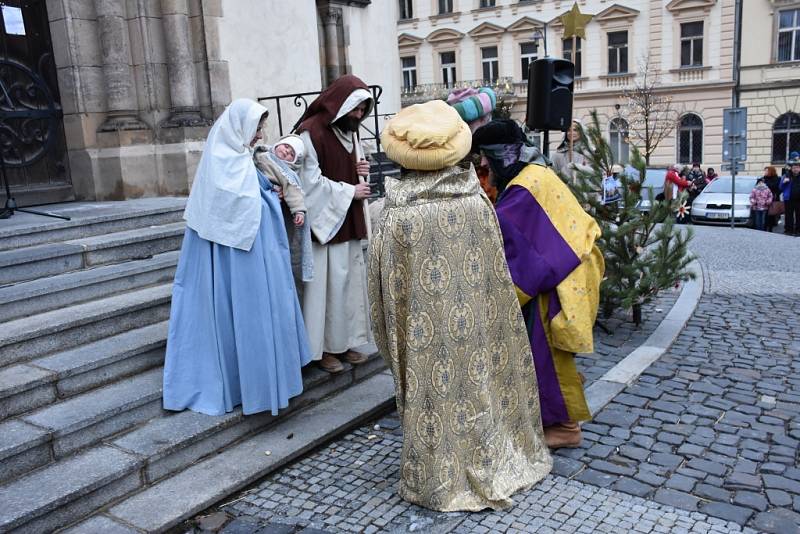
[275,143,295,162]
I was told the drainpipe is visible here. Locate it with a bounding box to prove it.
[732,0,742,108]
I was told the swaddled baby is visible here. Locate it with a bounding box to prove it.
[255,134,307,227]
[254,133,314,283]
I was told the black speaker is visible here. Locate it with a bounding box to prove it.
[525,58,574,132]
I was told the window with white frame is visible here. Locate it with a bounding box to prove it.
[520,42,538,81]
[440,51,457,87]
[607,31,628,74]
[678,113,703,164]
[777,9,800,62]
[609,118,630,164]
[563,37,582,77]
[438,0,453,14]
[772,112,800,164]
[399,0,413,20]
[680,22,703,67]
[401,56,417,90]
[480,0,496,7]
[481,46,499,82]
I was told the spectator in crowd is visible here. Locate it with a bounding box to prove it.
[687,163,706,204]
[763,166,783,232]
[664,164,694,202]
[705,167,719,184]
[749,178,773,231]
[781,157,800,236]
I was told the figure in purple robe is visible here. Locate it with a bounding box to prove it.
[472,119,605,448]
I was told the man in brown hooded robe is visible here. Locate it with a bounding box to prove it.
[295,75,374,373]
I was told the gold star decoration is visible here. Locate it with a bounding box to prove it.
[559,2,593,40]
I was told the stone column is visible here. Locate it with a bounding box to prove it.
[161,0,209,127]
[320,6,343,85]
[95,0,147,131]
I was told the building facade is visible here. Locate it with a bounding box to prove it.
[740,0,800,174]
[396,0,794,172]
[0,0,400,207]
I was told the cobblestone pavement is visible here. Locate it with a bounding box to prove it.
[554,294,800,533]
[552,227,800,534]
[190,226,798,534]
[577,290,679,384]
[215,419,756,534]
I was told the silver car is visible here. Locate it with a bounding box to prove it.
[691,176,758,225]
[631,167,668,213]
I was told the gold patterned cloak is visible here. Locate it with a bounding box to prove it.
[367,163,552,512]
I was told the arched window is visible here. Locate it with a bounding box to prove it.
[677,113,703,164]
[772,112,800,164]
[609,118,629,164]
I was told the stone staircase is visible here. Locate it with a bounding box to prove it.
[0,199,393,533]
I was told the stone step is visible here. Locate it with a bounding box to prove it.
[0,445,142,533]
[0,251,179,323]
[0,197,186,252]
[19,367,164,459]
[0,367,162,485]
[109,355,386,488]
[0,284,172,368]
[1,358,391,533]
[0,222,185,285]
[0,352,385,487]
[0,322,168,422]
[102,371,395,534]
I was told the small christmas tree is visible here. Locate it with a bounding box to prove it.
[564,111,695,325]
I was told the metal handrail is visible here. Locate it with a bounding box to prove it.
[257,85,385,147]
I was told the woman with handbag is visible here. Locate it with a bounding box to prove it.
[763,166,783,232]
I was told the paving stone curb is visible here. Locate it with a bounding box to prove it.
[585,260,704,416]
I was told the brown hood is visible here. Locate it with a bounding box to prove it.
[296,75,373,132]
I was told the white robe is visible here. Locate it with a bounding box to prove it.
[297,94,374,359]
[303,240,372,359]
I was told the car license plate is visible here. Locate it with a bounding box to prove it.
[708,212,728,219]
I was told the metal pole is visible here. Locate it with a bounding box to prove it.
[543,22,548,57]
[543,130,549,158]
[730,153,736,230]
[733,0,743,109]
[730,0,743,230]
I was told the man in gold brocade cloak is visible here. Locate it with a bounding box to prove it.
[368,100,552,512]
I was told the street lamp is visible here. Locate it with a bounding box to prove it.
[532,24,548,57]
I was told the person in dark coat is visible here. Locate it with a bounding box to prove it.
[763,166,782,232]
[781,158,800,236]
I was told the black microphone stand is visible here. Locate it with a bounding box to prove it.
[0,148,70,220]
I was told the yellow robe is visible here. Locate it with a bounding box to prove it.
[504,164,604,423]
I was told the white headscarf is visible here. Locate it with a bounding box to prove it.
[331,88,372,153]
[184,99,268,251]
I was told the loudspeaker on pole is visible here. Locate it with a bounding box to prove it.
[525,58,575,133]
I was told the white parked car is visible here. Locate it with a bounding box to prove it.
[691,176,758,226]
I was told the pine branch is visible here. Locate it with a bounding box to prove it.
[565,111,695,324]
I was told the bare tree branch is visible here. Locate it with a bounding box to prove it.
[620,54,681,166]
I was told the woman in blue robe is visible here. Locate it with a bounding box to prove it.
[163,99,312,416]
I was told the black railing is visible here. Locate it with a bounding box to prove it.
[257,85,384,148]
[257,85,391,197]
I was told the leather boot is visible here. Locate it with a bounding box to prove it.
[544,421,582,449]
[343,350,369,365]
[319,353,344,373]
